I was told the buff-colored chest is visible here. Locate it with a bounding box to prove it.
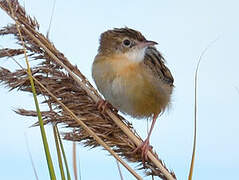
[92,54,171,118]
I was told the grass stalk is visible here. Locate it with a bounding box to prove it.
[24,133,39,180]
[56,126,72,180]
[5,1,56,179]
[53,124,66,180]
[188,38,219,180]
[73,141,78,180]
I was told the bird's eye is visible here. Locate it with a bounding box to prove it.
[123,39,131,47]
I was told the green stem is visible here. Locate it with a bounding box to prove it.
[53,124,66,180]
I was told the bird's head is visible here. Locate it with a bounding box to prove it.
[98,27,157,62]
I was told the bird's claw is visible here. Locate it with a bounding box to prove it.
[133,139,153,166]
[96,99,118,113]
[97,99,108,113]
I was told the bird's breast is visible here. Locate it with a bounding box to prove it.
[92,55,171,118]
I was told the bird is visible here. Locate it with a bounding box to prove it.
[92,27,174,162]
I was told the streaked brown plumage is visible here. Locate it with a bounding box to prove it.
[92,27,174,162]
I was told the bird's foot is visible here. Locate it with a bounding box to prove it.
[96,99,108,113]
[96,99,118,113]
[133,138,152,165]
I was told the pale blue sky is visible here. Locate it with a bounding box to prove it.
[0,0,239,179]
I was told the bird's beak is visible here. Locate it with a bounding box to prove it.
[137,40,158,49]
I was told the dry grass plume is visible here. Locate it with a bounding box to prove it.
[0,1,176,179]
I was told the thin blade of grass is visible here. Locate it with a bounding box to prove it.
[56,125,72,180]
[116,160,124,180]
[24,133,39,180]
[188,37,219,180]
[46,0,56,38]
[73,140,78,180]
[53,124,66,180]
[5,1,56,179]
[78,155,82,180]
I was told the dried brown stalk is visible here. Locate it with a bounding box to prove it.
[0,1,176,179]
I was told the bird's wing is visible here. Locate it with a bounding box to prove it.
[143,46,174,86]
